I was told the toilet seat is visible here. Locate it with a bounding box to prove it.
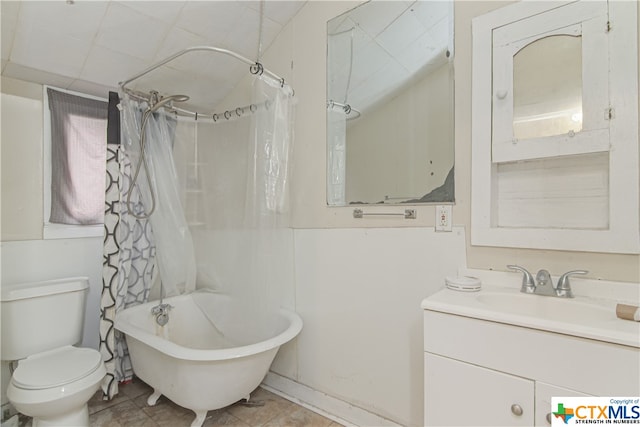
[12,346,102,390]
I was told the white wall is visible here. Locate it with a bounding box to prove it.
[292,227,466,426]
[1,1,638,425]
[0,78,104,406]
[270,1,640,276]
[257,1,640,425]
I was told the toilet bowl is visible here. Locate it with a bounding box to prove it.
[1,278,107,427]
[7,346,106,427]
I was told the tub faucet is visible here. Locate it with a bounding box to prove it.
[151,281,172,326]
[151,303,172,326]
[507,265,588,298]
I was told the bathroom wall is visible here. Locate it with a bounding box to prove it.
[276,0,640,272]
[256,1,640,426]
[0,77,104,349]
[0,78,104,408]
[1,1,638,425]
[453,1,640,281]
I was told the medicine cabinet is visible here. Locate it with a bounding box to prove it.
[471,0,639,254]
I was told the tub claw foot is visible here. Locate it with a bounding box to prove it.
[147,390,162,406]
[191,410,207,427]
[241,398,265,407]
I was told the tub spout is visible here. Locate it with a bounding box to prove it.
[151,303,173,326]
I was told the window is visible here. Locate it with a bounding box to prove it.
[43,87,108,239]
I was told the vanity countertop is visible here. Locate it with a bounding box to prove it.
[422,268,640,348]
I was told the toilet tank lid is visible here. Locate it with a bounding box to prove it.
[1,277,89,302]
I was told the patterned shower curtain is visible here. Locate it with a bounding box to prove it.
[99,93,156,399]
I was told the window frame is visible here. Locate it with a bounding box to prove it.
[43,86,107,240]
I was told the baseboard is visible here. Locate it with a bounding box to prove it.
[261,372,401,427]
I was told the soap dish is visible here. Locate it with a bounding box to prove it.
[445,276,482,292]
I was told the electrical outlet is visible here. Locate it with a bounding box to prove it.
[435,205,452,232]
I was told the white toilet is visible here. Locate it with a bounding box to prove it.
[1,277,106,427]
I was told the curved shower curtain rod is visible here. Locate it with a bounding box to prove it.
[119,46,294,119]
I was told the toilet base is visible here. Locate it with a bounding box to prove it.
[31,404,88,427]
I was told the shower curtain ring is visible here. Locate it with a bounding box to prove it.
[250,63,264,75]
[224,111,231,120]
[212,113,219,122]
[250,104,257,113]
[236,107,243,117]
[280,78,285,88]
[344,104,352,114]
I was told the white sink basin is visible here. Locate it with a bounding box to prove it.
[422,275,640,348]
[475,292,613,326]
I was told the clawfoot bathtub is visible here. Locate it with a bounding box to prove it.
[114,290,302,427]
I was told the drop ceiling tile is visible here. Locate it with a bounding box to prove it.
[347,1,410,38]
[376,6,425,55]
[260,1,306,25]
[427,16,452,51]
[176,2,245,44]
[95,2,170,61]
[350,40,392,89]
[156,27,207,58]
[411,0,451,33]
[116,1,186,23]
[224,6,282,61]
[396,30,444,74]
[80,44,148,89]
[17,1,107,41]
[10,26,91,78]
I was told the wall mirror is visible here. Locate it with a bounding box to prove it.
[326,0,454,206]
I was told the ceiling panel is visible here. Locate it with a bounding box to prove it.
[1,0,305,112]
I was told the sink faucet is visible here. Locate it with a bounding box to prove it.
[507,265,588,298]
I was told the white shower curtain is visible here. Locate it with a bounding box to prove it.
[327,108,346,205]
[120,94,197,297]
[100,73,293,398]
[100,94,196,399]
[182,74,295,334]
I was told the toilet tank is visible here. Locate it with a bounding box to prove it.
[1,277,89,361]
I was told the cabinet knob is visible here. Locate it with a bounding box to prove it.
[511,404,523,416]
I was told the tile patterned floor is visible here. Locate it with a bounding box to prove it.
[14,378,342,427]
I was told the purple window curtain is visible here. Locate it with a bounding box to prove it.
[47,88,107,225]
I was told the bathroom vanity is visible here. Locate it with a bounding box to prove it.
[422,269,640,426]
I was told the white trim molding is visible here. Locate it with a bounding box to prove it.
[262,372,402,427]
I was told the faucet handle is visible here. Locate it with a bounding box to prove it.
[557,270,588,295]
[507,265,536,293]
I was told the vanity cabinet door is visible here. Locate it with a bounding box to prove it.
[535,382,591,427]
[425,352,534,426]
